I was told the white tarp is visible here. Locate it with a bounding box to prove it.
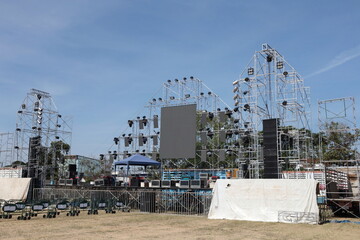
[0,178,31,201]
[208,179,319,224]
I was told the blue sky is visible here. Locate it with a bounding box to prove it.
[0,0,360,158]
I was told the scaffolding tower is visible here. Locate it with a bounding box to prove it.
[14,89,72,181]
[109,77,238,170]
[0,132,14,167]
[318,97,360,217]
[232,43,312,178]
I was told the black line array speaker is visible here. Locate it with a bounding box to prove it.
[68,164,77,179]
[263,119,279,179]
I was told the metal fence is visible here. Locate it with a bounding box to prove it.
[33,188,213,216]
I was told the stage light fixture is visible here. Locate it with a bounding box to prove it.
[233,107,239,112]
[152,98,156,102]
[135,150,139,153]
[208,91,212,95]
[100,154,104,160]
[248,68,254,75]
[225,110,232,118]
[34,102,39,108]
[185,94,190,98]
[18,110,22,114]
[37,127,41,131]
[234,100,239,106]
[175,78,179,82]
[233,94,239,100]
[244,77,250,82]
[183,77,187,81]
[158,97,162,101]
[232,80,239,85]
[122,134,126,137]
[190,76,194,79]
[21,104,26,109]
[55,136,60,139]
[143,137,147,144]
[128,120,134,127]
[282,101,288,106]
[56,124,61,128]
[283,71,288,76]
[233,86,238,93]
[170,96,175,100]
[217,108,221,111]
[167,80,171,83]
[14,146,19,149]
[276,61,284,69]
[234,119,239,123]
[266,55,273,62]
[32,126,36,129]
[58,114,62,118]
[243,91,248,95]
[208,112,214,121]
[200,92,204,96]
[114,137,119,145]
[16,128,21,131]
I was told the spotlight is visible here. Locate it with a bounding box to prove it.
[128,133,132,136]
[143,137,147,144]
[283,71,288,76]
[276,61,284,69]
[183,77,187,81]
[58,114,62,118]
[175,78,179,82]
[225,107,228,111]
[244,77,250,82]
[225,110,232,118]
[152,98,156,102]
[233,94,239,100]
[56,124,61,128]
[266,55,273,62]
[233,87,238,93]
[37,94,42,100]
[170,96,175,100]
[208,112,214,121]
[185,94,190,98]
[100,154,104,160]
[200,92,204,96]
[137,116,140,119]
[128,120,134,127]
[232,80,239,85]
[158,97,163,101]
[34,102,39,108]
[217,108,221,111]
[248,68,254,75]
[190,76,194,80]
[233,107,239,112]
[167,79,171,83]
[18,110,23,114]
[122,134,126,137]
[243,91,248,95]
[282,101,288,106]
[16,128,21,131]
[55,136,60,139]
[32,126,36,130]
[244,104,250,111]
[208,91,212,95]
[14,146,19,149]
[114,137,119,145]
[234,100,239,106]
[21,104,26,109]
[234,119,239,123]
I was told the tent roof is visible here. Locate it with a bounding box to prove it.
[114,154,161,166]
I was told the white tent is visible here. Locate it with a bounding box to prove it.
[208,179,319,224]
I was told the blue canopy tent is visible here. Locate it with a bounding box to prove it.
[114,155,161,184]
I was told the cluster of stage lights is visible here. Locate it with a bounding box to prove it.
[232,60,290,110]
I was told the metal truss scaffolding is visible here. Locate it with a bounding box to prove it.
[14,89,72,182]
[0,132,14,167]
[109,77,240,171]
[318,97,360,218]
[232,43,312,178]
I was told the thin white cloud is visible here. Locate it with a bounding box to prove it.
[306,44,360,78]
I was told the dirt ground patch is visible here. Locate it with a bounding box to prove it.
[0,211,359,240]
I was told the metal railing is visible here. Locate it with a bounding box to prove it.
[33,188,213,216]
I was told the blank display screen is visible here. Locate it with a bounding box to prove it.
[160,104,196,159]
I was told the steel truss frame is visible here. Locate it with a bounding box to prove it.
[232,43,312,178]
[318,97,360,218]
[14,89,72,181]
[110,77,238,171]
